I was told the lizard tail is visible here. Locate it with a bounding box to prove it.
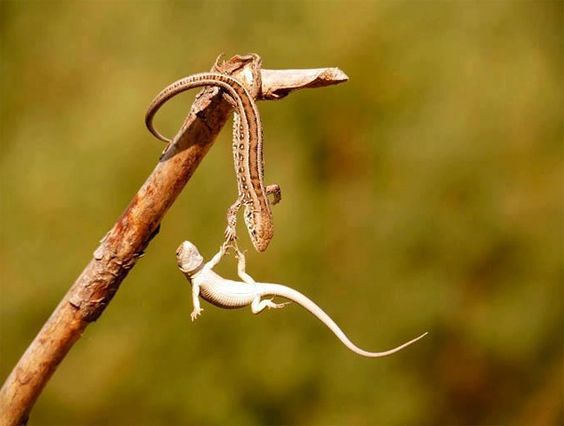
[262,283,428,358]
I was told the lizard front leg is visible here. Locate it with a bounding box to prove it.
[223,196,243,250]
[266,184,282,205]
[190,283,204,321]
[235,248,256,285]
[206,244,227,270]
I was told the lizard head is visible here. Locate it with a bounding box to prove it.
[244,211,273,252]
[176,241,204,275]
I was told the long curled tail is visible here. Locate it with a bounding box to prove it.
[260,283,427,358]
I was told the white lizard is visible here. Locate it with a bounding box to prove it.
[176,240,428,358]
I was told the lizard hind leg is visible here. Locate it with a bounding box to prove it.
[266,184,282,206]
[251,297,291,315]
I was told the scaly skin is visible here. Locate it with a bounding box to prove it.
[145,70,279,252]
[176,240,428,358]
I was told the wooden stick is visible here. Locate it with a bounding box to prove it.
[0,55,348,426]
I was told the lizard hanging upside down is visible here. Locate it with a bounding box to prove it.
[145,55,281,254]
[176,240,427,358]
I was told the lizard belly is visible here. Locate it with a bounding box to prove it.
[199,284,255,309]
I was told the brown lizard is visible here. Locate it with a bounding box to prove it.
[145,55,280,252]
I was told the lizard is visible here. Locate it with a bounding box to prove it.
[145,54,280,252]
[176,240,428,358]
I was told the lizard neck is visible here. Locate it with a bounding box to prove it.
[183,261,205,279]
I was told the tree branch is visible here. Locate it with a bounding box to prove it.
[0,55,348,426]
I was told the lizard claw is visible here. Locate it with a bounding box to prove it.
[190,307,204,321]
[269,299,291,309]
[222,239,239,257]
[224,230,239,252]
[224,223,238,241]
[235,248,247,259]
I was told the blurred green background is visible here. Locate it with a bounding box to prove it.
[1,1,562,425]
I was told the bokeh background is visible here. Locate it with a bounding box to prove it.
[1,1,562,425]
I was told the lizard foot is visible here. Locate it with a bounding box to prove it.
[268,299,291,309]
[224,226,237,243]
[251,298,291,314]
[190,307,204,321]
